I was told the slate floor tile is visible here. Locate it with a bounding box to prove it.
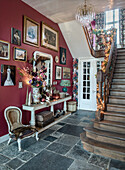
[6,158,23,170]
[66,145,91,161]
[57,124,83,137]
[49,124,62,131]
[1,145,21,158]
[25,139,50,154]
[61,118,80,125]
[18,149,73,170]
[0,154,10,164]
[17,151,35,162]
[68,159,102,170]
[51,131,63,138]
[43,135,57,142]
[46,142,71,155]
[56,134,79,147]
[88,154,110,169]
[0,143,6,152]
[0,165,12,170]
[109,159,125,170]
[38,129,55,139]
[57,122,66,126]
[17,137,37,150]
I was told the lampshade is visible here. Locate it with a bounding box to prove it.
[60,80,71,87]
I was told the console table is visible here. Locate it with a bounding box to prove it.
[22,96,71,126]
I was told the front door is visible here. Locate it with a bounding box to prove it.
[79,59,97,111]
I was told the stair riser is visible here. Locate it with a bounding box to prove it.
[94,122,125,134]
[104,115,125,123]
[107,106,125,113]
[115,64,125,68]
[112,84,125,88]
[110,91,125,96]
[81,141,125,162]
[115,69,125,72]
[109,98,125,105]
[86,131,125,147]
[113,76,125,79]
[116,60,125,64]
[112,79,125,82]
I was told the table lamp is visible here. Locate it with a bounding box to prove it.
[60,80,71,92]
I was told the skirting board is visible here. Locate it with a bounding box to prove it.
[0,134,9,143]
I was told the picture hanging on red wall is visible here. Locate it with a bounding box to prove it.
[14,47,27,62]
[55,66,62,80]
[41,22,59,51]
[11,28,21,46]
[23,16,39,47]
[60,47,66,65]
[1,64,16,86]
[0,40,10,60]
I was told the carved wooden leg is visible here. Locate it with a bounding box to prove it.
[35,132,39,141]
[17,138,21,151]
[7,138,12,145]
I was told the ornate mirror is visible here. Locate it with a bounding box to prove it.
[33,51,53,86]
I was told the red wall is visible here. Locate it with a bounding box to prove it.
[0,0,73,137]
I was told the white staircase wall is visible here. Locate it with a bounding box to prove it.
[59,20,93,59]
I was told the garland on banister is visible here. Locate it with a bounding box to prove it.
[93,28,116,72]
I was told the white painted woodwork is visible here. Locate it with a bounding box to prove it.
[59,20,92,59]
[22,96,71,126]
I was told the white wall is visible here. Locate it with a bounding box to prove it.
[59,20,94,59]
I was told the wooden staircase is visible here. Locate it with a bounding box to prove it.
[81,48,125,162]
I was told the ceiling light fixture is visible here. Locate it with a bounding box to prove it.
[75,0,95,26]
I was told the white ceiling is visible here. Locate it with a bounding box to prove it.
[22,0,125,23]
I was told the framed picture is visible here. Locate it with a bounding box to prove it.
[1,64,16,86]
[14,47,27,62]
[11,28,21,46]
[0,40,10,60]
[55,66,62,80]
[60,47,66,65]
[23,16,39,47]
[41,23,59,51]
[63,67,71,79]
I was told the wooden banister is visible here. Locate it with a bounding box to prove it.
[96,39,117,121]
[83,26,105,58]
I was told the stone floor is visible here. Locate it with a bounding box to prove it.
[0,110,125,170]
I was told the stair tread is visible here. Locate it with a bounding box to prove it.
[95,120,125,127]
[110,89,125,91]
[112,82,125,85]
[104,111,125,117]
[81,132,125,154]
[84,127,125,140]
[109,95,125,99]
[107,103,125,108]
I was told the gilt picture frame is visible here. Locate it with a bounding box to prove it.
[0,40,10,60]
[41,23,59,51]
[14,47,27,62]
[23,16,39,47]
[63,67,71,79]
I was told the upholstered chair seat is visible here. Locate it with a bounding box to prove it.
[4,106,39,151]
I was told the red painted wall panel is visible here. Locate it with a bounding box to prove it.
[0,0,73,137]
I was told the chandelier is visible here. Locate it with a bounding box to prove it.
[75,0,95,26]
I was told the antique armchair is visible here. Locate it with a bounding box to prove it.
[4,106,39,151]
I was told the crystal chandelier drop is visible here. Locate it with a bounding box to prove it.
[75,0,95,26]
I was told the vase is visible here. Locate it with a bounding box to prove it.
[32,87,41,104]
